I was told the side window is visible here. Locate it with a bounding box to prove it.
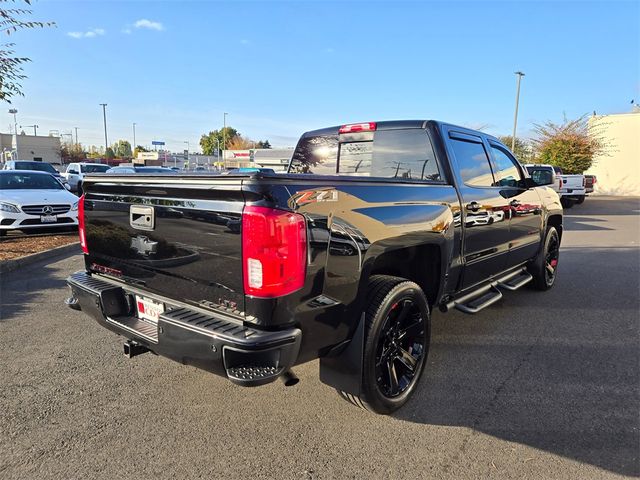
[449,137,494,187]
[490,146,522,188]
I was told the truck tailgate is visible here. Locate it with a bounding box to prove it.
[82,175,246,315]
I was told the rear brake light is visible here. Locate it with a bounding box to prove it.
[242,206,307,298]
[339,122,377,134]
[78,194,88,254]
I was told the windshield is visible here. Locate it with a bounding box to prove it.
[15,161,57,174]
[81,164,111,173]
[0,172,64,190]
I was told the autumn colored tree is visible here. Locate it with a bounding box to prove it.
[532,115,608,174]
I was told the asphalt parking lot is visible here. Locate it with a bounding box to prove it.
[1,196,638,479]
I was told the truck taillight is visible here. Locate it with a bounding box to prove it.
[339,122,377,134]
[582,177,586,187]
[78,194,88,254]
[242,206,307,298]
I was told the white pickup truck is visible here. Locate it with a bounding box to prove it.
[525,164,585,208]
[62,162,111,194]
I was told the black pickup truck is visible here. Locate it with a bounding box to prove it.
[66,120,562,414]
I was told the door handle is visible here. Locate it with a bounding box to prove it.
[466,201,481,212]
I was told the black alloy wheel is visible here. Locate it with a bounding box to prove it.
[338,275,430,414]
[544,228,560,287]
[529,226,560,291]
[375,298,426,398]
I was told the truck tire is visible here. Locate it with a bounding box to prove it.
[76,182,83,196]
[339,275,430,414]
[560,197,574,209]
[528,226,560,291]
[575,195,585,204]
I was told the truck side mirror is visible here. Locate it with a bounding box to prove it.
[527,170,555,187]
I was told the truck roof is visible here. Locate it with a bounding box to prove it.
[301,120,503,144]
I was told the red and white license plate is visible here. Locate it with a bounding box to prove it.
[135,295,164,323]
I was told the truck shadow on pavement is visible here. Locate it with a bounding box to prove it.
[0,259,70,322]
[396,246,639,476]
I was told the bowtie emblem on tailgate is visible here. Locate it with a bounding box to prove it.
[130,205,155,231]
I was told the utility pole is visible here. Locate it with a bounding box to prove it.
[511,71,525,151]
[222,112,228,163]
[74,127,79,145]
[99,103,108,153]
[21,125,38,136]
[8,108,18,160]
[184,140,190,166]
[132,123,136,150]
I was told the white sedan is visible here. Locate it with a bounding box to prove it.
[0,170,79,236]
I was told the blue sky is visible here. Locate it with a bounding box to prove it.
[7,0,640,152]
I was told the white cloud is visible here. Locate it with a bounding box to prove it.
[134,19,164,31]
[67,28,105,39]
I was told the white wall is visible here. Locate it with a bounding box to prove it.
[588,112,640,196]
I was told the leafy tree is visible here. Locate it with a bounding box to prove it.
[112,139,132,158]
[105,147,115,160]
[133,144,148,158]
[200,127,239,155]
[256,140,271,149]
[498,135,533,163]
[532,115,609,174]
[60,143,85,163]
[0,0,55,103]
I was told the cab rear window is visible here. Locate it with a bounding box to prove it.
[289,129,441,181]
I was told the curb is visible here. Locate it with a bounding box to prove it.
[0,241,81,275]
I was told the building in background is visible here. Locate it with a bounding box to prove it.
[588,109,640,196]
[0,133,61,164]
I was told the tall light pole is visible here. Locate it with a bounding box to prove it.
[132,123,136,150]
[511,71,525,151]
[99,103,108,153]
[8,109,18,159]
[74,127,79,146]
[222,112,228,162]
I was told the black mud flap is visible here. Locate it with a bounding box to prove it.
[319,313,365,396]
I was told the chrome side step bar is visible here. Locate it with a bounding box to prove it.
[443,268,533,314]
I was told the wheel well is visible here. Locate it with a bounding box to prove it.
[369,244,441,306]
[547,214,563,240]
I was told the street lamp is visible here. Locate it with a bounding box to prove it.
[74,127,79,146]
[511,71,525,151]
[99,103,108,152]
[8,109,18,159]
[132,123,137,150]
[222,112,228,160]
[184,140,190,166]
